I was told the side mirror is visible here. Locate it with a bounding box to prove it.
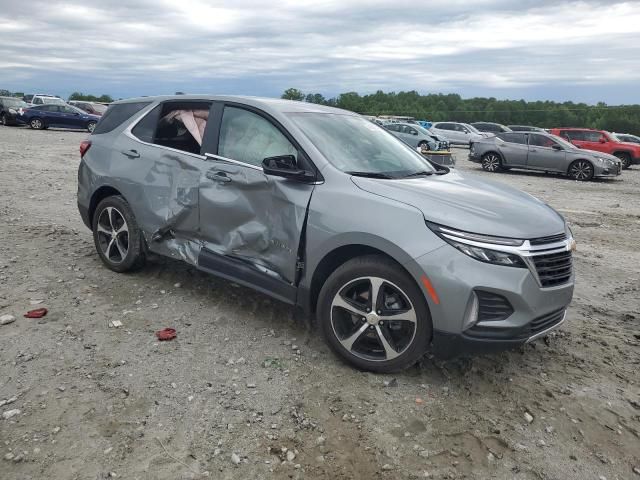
[599,137,606,143]
[262,155,312,181]
[552,144,563,151]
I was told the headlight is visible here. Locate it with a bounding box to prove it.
[8,108,16,114]
[426,222,526,268]
[595,157,612,165]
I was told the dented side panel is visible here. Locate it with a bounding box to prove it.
[199,161,314,283]
[109,133,206,265]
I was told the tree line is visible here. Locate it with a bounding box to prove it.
[281,88,640,135]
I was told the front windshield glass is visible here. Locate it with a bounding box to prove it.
[42,97,65,105]
[289,113,436,177]
[464,123,481,134]
[607,132,621,142]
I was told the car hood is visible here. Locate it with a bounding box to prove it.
[351,171,565,239]
[568,147,620,162]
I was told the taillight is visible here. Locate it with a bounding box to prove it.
[79,140,92,158]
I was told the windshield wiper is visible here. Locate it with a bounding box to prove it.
[402,171,435,178]
[345,171,395,179]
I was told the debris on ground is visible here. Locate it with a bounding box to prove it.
[155,328,177,341]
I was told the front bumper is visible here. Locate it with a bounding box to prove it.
[409,243,574,358]
[2,112,26,125]
[594,161,622,177]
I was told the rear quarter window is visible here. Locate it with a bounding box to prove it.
[92,101,152,135]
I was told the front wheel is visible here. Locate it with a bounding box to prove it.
[1,113,6,126]
[317,255,432,373]
[87,121,97,133]
[614,152,631,169]
[481,152,502,172]
[568,160,594,181]
[92,196,146,273]
[29,118,44,130]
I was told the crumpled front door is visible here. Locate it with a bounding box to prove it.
[198,160,314,284]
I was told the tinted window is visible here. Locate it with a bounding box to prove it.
[434,123,450,130]
[93,101,151,135]
[529,134,558,148]
[385,124,398,132]
[131,104,161,143]
[498,132,527,144]
[583,131,603,142]
[219,106,297,166]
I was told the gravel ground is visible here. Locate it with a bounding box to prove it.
[1,126,639,480]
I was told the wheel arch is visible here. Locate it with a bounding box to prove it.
[89,185,125,226]
[482,150,503,161]
[611,150,632,158]
[566,158,593,174]
[303,237,424,316]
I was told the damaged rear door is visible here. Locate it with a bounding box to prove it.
[198,104,317,303]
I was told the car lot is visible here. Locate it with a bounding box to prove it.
[1,127,639,479]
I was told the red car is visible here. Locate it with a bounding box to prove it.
[549,128,640,169]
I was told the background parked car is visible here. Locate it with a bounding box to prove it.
[19,104,100,132]
[0,96,28,126]
[469,131,621,180]
[471,122,512,133]
[549,127,640,169]
[27,94,66,106]
[507,125,546,132]
[384,122,449,150]
[613,132,640,144]
[68,100,108,116]
[430,122,491,146]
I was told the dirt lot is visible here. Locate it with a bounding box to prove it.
[1,126,639,480]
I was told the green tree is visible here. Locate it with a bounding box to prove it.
[281,88,305,101]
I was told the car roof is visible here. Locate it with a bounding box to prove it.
[112,95,352,115]
[552,127,603,131]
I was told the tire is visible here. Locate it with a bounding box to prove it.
[418,140,428,148]
[92,195,146,273]
[87,121,97,133]
[29,117,44,130]
[317,255,432,373]
[568,159,594,181]
[614,152,632,169]
[481,152,503,172]
[1,113,6,126]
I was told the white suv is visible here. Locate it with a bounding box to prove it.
[28,94,65,106]
[430,122,491,146]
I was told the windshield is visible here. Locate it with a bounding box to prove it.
[464,123,481,134]
[289,113,436,177]
[42,97,65,105]
[607,132,621,142]
[2,98,28,108]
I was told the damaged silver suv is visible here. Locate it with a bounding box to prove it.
[77,95,575,372]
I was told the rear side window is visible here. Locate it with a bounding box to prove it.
[529,134,557,148]
[93,101,151,135]
[498,133,527,144]
[132,101,212,155]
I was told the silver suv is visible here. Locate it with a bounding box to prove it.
[77,95,575,372]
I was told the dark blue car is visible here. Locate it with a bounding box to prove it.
[20,104,100,132]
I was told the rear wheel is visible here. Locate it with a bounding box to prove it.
[87,121,97,133]
[1,113,6,126]
[481,152,502,172]
[614,152,631,169]
[29,118,44,130]
[92,196,146,273]
[568,160,594,181]
[317,255,432,373]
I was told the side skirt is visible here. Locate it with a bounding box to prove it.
[197,248,297,305]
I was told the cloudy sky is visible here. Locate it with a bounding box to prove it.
[1,0,639,103]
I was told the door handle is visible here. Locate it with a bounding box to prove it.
[206,171,232,183]
[121,149,140,159]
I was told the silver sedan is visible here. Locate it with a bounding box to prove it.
[468,131,621,181]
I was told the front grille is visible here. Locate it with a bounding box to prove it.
[529,233,566,246]
[530,308,565,336]
[476,290,514,322]
[532,250,573,287]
